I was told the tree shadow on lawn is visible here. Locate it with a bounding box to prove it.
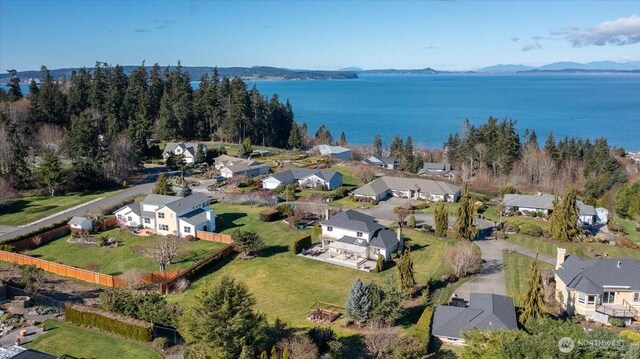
[217,212,248,231]
[0,200,50,217]
[397,303,426,329]
[260,245,288,257]
[187,252,237,283]
[339,334,365,358]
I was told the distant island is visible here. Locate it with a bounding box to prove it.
[0,65,359,82]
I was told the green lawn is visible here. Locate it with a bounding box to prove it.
[504,233,640,260]
[613,216,640,243]
[29,228,227,275]
[25,319,161,359]
[503,251,554,302]
[0,189,122,226]
[169,203,455,333]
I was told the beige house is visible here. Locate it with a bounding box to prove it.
[353,176,461,202]
[214,154,269,178]
[555,248,640,325]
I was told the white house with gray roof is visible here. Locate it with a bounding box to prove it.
[320,210,400,262]
[418,162,452,177]
[353,176,461,202]
[362,155,397,169]
[502,193,599,225]
[114,193,215,237]
[555,248,640,325]
[262,168,343,190]
[432,293,518,345]
[313,145,352,161]
[162,142,204,164]
[214,154,269,178]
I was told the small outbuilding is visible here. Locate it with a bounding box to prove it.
[68,216,93,232]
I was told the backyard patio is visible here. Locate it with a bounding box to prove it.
[298,244,377,272]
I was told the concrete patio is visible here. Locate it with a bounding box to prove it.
[298,244,377,272]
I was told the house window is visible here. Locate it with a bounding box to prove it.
[159,224,169,231]
[603,291,616,304]
[327,226,333,232]
[117,214,123,219]
[578,293,585,304]
[184,226,191,233]
[587,295,596,305]
[143,218,151,224]
[356,232,363,237]
[634,292,640,303]
[158,213,165,219]
[127,216,132,222]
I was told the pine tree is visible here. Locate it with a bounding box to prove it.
[105,65,129,139]
[153,173,172,195]
[67,68,91,116]
[338,131,347,146]
[389,134,403,159]
[550,188,581,242]
[520,257,546,323]
[288,122,302,149]
[38,151,64,196]
[396,248,416,298]
[4,122,31,189]
[156,89,178,140]
[6,69,23,101]
[373,134,383,156]
[30,66,68,126]
[89,62,110,113]
[315,125,332,145]
[345,278,372,325]
[401,136,417,172]
[453,183,476,240]
[545,131,558,164]
[435,203,448,237]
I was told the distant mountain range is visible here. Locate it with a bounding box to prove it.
[478,61,640,73]
[1,66,358,82]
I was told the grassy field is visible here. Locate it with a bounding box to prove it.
[504,233,640,260]
[0,189,122,226]
[612,216,640,243]
[168,202,455,333]
[503,251,554,302]
[25,319,161,359]
[29,228,227,275]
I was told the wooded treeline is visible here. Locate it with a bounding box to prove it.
[0,63,295,192]
[444,117,629,200]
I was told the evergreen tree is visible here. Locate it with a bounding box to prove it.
[389,134,403,159]
[38,151,64,196]
[282,348,290,359]
[396,248,416,298]
[525,129,538,149]
[178,276,267,359]
[287,122,302,149]
[195,144,207,164]
[30,66,68,126]
[6,69,23,101]
[345,278,372,325]
[315,124,332,145]
[67,68,91,116]
[148,63,164,122]
[454,184,476,240]
[65,110,106,187]
[550,188,581,242]
[373,134,383,156]
[156,89,179,140]
[4,121,31,189]
[401,136,417,172]
[105,65,129,139]
[544,131,558,163]
[371,276,405,325]
[338,131,347,146]
[435,203,448,237]
[270,346,278,359]
[153,173,172,195]
[122,64,150,160]
[520,257,546,323]
[89,62,110,113]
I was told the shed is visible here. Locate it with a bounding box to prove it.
[68,216,93,232]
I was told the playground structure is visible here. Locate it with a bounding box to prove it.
[307,301,343,323]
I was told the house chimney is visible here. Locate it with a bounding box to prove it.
[397,227,402,241]
[617,260,621,269]
[325,208,330,220]
[556,247,566,270]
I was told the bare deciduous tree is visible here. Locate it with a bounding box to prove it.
[0,178,18,208]
[149,235,182,271]
[443,240,482,278]
[363,321,399,359]
[278,335,319,359]
[123,268,146,289]
[354,164,377,184]
[36,124,65,155]
[105,134,138,183]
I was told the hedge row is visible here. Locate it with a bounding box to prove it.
[65,305,153,342]
[414,306,434,349]
[1,217,71,245]
[291,236,313,254]
[259,208,281,222]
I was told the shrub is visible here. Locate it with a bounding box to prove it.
[0,244,15,252]
[503,222,520,233]
[370,199,378,205]
[152,337,168,350]
[374,254,384,273]
[276,204,293,216]
[616,237,635,249]
[422,224,432,232]
[65,305,153,342]
[530,211,538,218]
[291,236,312,254]
[608,317,625,327]
[388,221,399,230]
[608,223,625,234]
[184,235,196,242]
[499,185,518,197]
[519,223,544,237]
[620,330,640,342]
[259,208,281,222]
[414,307,434,348]
[307,327,337,354]
[406,215,416,228]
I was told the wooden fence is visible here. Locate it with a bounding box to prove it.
[195,231,234,244]
[11,225,71,252]
[160,244,235,294]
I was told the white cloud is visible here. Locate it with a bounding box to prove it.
[565,14,640,47]
[522,36,543,52]
[510,37,519,42]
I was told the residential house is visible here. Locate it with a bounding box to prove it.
[362,155,397,169]
[313,145,352,161]
[353,176,461,202]
[262,168,343,190]
[214,154,270,178]
[502,193,598,225]
[418,162,452,178]
[320,210,400,262]
[162,142,204,164]
[68,216,93,232]
[432,293,518,345]
[555,248,640,325]
[0,346,57,359]
[114,193,215,237]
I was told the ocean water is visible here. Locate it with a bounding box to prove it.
[249,74,640,151]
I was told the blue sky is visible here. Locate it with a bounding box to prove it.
[1,0,639,71]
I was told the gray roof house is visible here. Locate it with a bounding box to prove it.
[214,155,269,178]
[362,155,397,169]
[262,168,343,190]
[503,193,598,225]
[353,176,461,202]
[162,142,204,164]
[319,210,400,266]
[313,145,352,161]
[555,248,640,324]
[418,162,452,177]
[432,293,518,345]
